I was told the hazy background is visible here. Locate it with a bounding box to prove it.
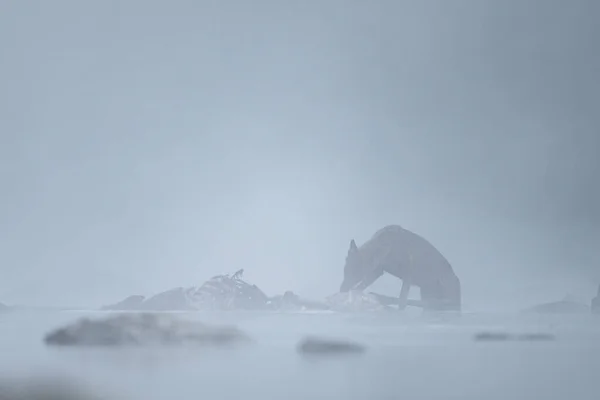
[1,0,598,310]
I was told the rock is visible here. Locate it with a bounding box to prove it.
[44,313,250,347]
[474,332,511,342]
[102,270,270,311]
[102,271,332,312]
[474,332,555,342]
[326,291,389,312]
[297,337,366,355]
[142,287,198,311]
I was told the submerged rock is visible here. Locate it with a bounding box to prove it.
[474,332,555,342]
[474,332,511,342]
[518,333,556,341]
[44,313,250,347]
[297,337,366,355]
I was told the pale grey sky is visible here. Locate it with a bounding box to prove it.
[1,0,598,309]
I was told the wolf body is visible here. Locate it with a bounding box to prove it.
[340,225,461,311]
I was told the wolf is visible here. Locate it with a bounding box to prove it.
[340,225,461,311]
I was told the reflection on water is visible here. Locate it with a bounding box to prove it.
[1,310,600,400]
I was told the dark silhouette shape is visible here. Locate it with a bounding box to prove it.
[44,314,250,347]
[101,272,329,312]
[474,332,555,342]
[340,225,461,311]
[297,337,366,355]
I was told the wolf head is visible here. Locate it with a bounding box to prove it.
[340,239,364,292]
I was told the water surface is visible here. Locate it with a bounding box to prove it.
[1,310,598,400]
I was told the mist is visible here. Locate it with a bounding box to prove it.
[1,0,598,310]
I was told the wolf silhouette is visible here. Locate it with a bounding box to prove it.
[340,225,461,311]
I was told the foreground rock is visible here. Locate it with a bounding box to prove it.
[44,313,250,347]
[297,337,366,355]
[0,377,103,400]
[592,284,600,315]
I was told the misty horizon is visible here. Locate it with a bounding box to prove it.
[1,0,599,310]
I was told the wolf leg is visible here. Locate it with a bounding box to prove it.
[398,277,412,310]
[397,253,416,311]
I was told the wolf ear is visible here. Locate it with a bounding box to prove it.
[348,239,358,253]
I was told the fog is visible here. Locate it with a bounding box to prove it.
[1,0,598,310]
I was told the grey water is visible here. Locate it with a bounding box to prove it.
[1,311,599,400]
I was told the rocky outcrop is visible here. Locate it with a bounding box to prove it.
[102,270,270,311]
[103,271,337,313]
[44,313,250,347]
